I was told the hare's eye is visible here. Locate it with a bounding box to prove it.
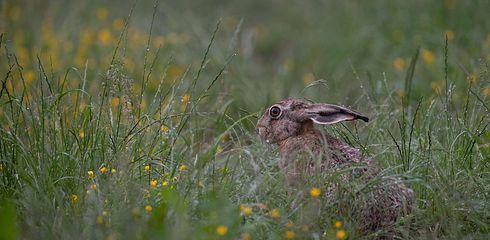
[269,106,281,118]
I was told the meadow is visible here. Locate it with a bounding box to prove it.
[0,0,489,239]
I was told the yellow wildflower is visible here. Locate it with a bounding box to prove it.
[178,164,187,171]
[216,225,228,236]
[79,130,85,139]
[161,126,169,133]
[393,58,406,71]
[87,170,94,179]
[302,72,315,85]
[100,167,107,174]
[96,8,108,21]
[162,181,169,187]
[91,183,97,190]
[397,90,406,99]
[285,230,295,239]
[145,205,152,213]
[150,180,158,188]
[96,215,104,225]
[445,30,454,41]
[144,165,150,172]
[24,70,35,85]
[98,29,113,46]
[309,187,321,198]
[421,49,435,65]
[70,194,78,205]
[336,230,347,240]
[112,18,124,31]
[172,176,178,182]
[220,134,230,143]
[334,220,342,229]
[270,208,281,220]
[181,94,190,105]
[111,97,120,108]
[240,204,253,217]
[111,168,117,174]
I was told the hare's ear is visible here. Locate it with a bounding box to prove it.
[305,104,369,125]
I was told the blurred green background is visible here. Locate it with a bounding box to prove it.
[2,0,489,110]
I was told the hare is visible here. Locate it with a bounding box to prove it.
[256,98,413,232]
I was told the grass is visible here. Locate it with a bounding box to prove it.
[0,0,489,239]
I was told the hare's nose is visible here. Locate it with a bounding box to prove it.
[256,124,265,136]
[256,126,264,135]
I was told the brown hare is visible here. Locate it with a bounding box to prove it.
[256,98,413,232]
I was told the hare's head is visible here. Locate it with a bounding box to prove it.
[256,99,369,144]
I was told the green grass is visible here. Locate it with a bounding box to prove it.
[1,0,489,239]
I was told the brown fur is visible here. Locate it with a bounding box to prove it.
[256,98,413,232]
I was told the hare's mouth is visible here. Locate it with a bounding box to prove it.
[256,126,270,143]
